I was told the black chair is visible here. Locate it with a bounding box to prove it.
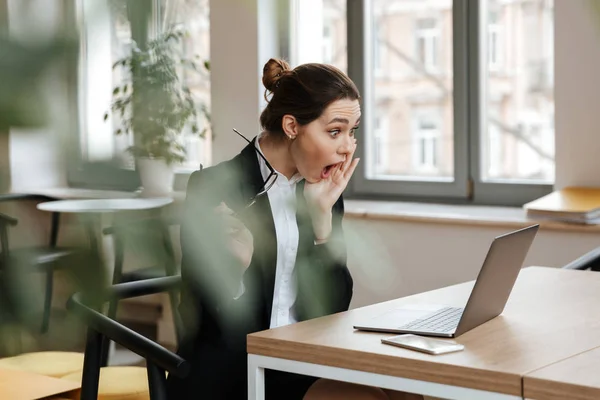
[562,247,600,271]
[0,211,79,332]
[67,276,189,400]
[101,216,183,366]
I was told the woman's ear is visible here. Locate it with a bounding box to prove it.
[281,115,299,140]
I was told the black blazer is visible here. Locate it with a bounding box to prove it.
[166,141,353,399]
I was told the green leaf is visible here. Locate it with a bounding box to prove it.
[113,87,120,95]
[104,113,109,121]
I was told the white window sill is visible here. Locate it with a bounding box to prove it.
[9,189,600,233]
[345,199,600,233]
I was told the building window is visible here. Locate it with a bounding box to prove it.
[372,116,389,175]
[413,113,440,173]
[415,17,439,72]
[488,10,502,71]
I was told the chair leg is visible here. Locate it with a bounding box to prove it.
[147,361,168,400]
[100,230,125,367]
[41,269,53,333]
[80,328,103,400]
[40,212,60,333]
[161,224,183,343]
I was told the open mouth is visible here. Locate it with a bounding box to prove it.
[321,163,338,180]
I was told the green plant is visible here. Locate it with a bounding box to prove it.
[105,29,209,165]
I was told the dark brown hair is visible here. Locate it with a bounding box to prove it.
[259,58,360,137]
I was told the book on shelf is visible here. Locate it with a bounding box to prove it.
[523,187,600,224]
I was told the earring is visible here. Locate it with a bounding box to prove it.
[288,135,295,140]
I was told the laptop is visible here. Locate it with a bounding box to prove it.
[353,224,539,338]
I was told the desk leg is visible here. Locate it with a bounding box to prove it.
[248,355,266,400]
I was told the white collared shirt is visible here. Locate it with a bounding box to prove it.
[255,135,304,328]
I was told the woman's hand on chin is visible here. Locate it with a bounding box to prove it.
[303,145,359,241]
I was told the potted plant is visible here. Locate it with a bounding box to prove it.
[105,29,209,195]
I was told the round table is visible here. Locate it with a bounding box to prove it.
[36,197,175,367]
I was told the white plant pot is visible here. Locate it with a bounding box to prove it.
[137,158,174,196]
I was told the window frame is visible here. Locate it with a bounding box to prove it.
[348,0,470,201]
[347,0,553,206]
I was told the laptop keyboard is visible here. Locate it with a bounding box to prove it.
[398,306,463,333]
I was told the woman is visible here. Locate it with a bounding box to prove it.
[167,58,422,400]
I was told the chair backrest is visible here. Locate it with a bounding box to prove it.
[102,216,183,342]
[68,277,188,400]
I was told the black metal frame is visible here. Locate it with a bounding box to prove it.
[67,276,188,400]
[232,128,277,209]
[562,247,600,271]
[0,207,66,333]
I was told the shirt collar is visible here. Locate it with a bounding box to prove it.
[255,132,304,185]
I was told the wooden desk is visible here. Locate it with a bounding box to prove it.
[524,347,600,400]
[247,267,600,400]
[0,367,80,399]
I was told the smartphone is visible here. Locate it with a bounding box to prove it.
[381,334,464,355]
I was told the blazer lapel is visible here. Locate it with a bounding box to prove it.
[237,140,278,323]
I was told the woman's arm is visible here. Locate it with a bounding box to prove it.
[294,196,353,321]
[179,166,256,337]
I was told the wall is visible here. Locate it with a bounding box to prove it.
[554,0,600,189]
[209,0,281,164]
[344,218,600,309]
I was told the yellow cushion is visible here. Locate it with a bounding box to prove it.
[62,366,150,400]
[0,351,84,378]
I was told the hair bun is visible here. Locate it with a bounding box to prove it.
[262,58,291,93]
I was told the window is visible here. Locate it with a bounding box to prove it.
[373,22,385,76]
[371,116,389,175]
[77,0,130,164]
[415,18,439,72]
[344,0,554,206]
[363,0,455,193]
[160,0,211,171]
[72,0,210,188]
[111,3,134,168]
[413,112,440,174]
[488,10,502,71]
[483,0,554,187]
[486,122,502,178]
[292,0,347,70]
